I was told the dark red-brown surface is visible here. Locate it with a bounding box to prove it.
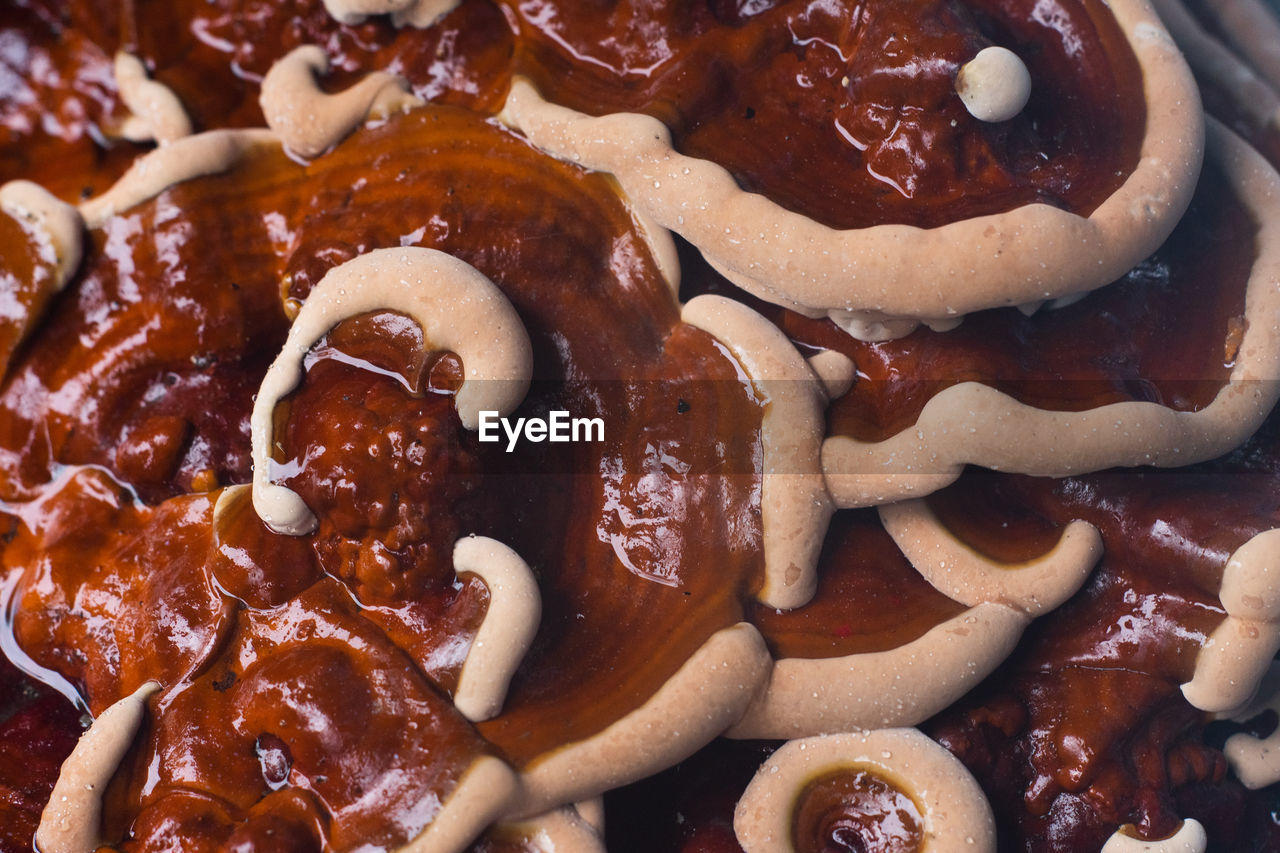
[792,767,925,853]
[0,104,770,846]
[603,410,1280,852]
[501,0,1146,229]
[5,0,1145,229]
[0,1,1275,852]
[0,656,83,853]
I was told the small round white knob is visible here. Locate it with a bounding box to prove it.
[955,46,1032,123]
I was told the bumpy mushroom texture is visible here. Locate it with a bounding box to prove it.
[0,83,1177,850]
[0,3,148,202]
[728,499,1097,739]
[0,657,83,853]
[918,449,1280,851]
[73,0,514,133]
[250,246,533,535]
[497,0,1149,230]
[0,105,776,848]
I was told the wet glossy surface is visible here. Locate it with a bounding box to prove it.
[0,656,82,853]
[4,0,1144,232]
[792,767,924,853]
[0,2,1277,852]
[751,509,965,659]
[924,443,1280,850]
[503,0,1146,228]
[0,1,143,199]
[0,106,771,846]
[684,159,1254,443]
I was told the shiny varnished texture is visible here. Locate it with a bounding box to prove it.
[7,470,230,708]
[130,0,513,131]
[0,104,772,847]
[2,0,1147,231]
[1,2,1279,852]
[0,148,292,505]
[118,580,493,851]
[750,509,965,660]
[791,767,925,853]
[0,211,53,375]
[504,0,1146,228]
[0,1,143,198]
[924,455,1280,850]
[681,158,1254,444]
[0,657,82,853]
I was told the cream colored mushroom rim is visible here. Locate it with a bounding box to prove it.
[822,119,1280,509]
[497,0,1204,340]
[733,729,996,853]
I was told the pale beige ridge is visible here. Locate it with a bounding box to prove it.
[499,0,1202,340]
[1101,820,1208,853]
[729,509,1096,738]
[36,682,160,853]
[452,535,542,723]
[322,0,459,27]
[251,247,533,535]
[734,729,996,853]
[1151,0,1280,132]
[395,757,521,853]
[1222,662,1280,788]
[681,295,833,610]
[260,45,423,159]
[0,179,84,292]
[1182,528,1280,713]
[824,121,1280,507]
[113,52,192,144]
[879,500,1102,616]
[484,806,606,852]
[515,623,771,817]
[78,128,276,228]
[1193,0,1280,91]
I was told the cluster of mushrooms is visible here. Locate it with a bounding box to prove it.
[3,0,1280,851]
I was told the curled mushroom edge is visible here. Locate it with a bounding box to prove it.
[734,729,996,853]
[113,51,193,145]
[498,0,1203,338]
[37,681,161,853]
[452,535,542,723]
[680,294,833,611]
[1100,819,1208,853]
[879,499,1101,618]
[1182,528,1280,714]
[251,246,533,536]
[825,120,1280,507]
[0,179,85,294]
[260,45,424,159]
